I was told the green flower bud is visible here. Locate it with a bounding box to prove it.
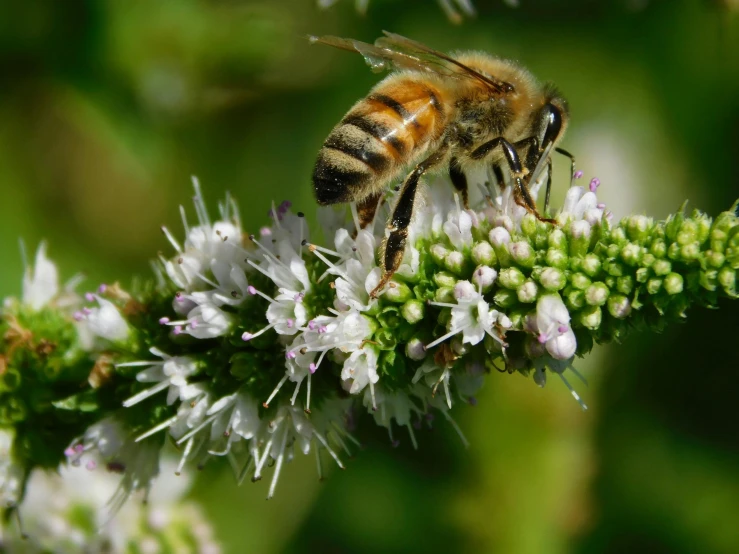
[546,248,568,269]
[585,282,610,306]
[571,272,591,290]
[652,259,672,276]
[611,227,628,245]
[607,294,632,319]
[434,271,457,288]
[616,275,635,295]
[677,220,699,245]
[605,260,625,277]
[521,213,538,238]
[641,253,655,268]
[569,221,592,258]
[489,227,512,267]
[494,288,518,308]
[705,250,725,269]
[579,305,602,330]
[517,280,538,303]
[375,328,397,350]
[636,267,649,283]
[401,299,425,324]
[430,243,450,265]
[680,243,700,262]
[499,267,526,289]
[695,213,712,243]
[435,287,455,303]
[384,281,413,303]
[471,241,496,266]
[667,242,680,260]
[664,273,684,295]
[665,210,685,241]
[620,243,642,266]
[0,367,22,392]
[650,239,667,258]
[625,215,652,242]
[444,251,466,275]
[718,267,736,296]
[582,253,602,277]
[565,288,585,310]
[539,267,566,291]
[548,228,568,251]
[647,278,663,295]
[699,270,717,292]
[509,240,536,268]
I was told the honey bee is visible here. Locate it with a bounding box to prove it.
[310,32,575,297]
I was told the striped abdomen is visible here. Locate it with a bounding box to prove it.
[313,78,448,205]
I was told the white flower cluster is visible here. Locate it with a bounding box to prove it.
[0,429,24,510]
[0,458,220,553]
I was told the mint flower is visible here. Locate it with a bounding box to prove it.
[0,458,220,553]
[1,167,737,525]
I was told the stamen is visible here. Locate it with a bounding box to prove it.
[134,415,178,442]
[350,202,361,234]
[440,410,470,448]
[312,430,345,469]
[267,422,290,499]
[263,374,288,408]
[176,437,195,475]
[305,373,312,413]
[315,446,323,481]
[290,379,302,405]
[161,226,182,253]
[242,322,276,342]
[122,380,171,408]
[252,436,274,481]
[191,176,211,227]
[557,373,588,411]
[406,424,418,450]
[426,326,466,350]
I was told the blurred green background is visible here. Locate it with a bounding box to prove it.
[1,1,738,552]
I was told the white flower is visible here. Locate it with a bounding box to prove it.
[443,202,474,250]
[427,280,510,349]
[0,429,24,509]
[22,241,59,311]
[119,348,200,408]
[78,295,130,343]
[558,186,605,225]
[535,294,577,360]
[341,345,379,395]
[7,458,221,553]
[65,418,160,510]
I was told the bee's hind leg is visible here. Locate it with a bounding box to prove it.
[370,148,447,298]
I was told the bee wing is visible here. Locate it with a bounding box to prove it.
[309,33,513,93]
[377,32,514,94]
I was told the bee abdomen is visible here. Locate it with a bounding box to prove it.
[313,120,394,205]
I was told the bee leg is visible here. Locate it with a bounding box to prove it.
[545,158,553,215]
[449,157,469,209]
[370,149,447,298]
[555,147,576,185]
[356,190,385,230]
[471,138,555,224]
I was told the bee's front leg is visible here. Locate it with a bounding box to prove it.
[370,147,447,299]
[470,137,556,224]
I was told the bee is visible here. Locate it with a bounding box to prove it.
[310,32,575,297]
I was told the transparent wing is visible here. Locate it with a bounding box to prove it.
[309,32,513,94]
